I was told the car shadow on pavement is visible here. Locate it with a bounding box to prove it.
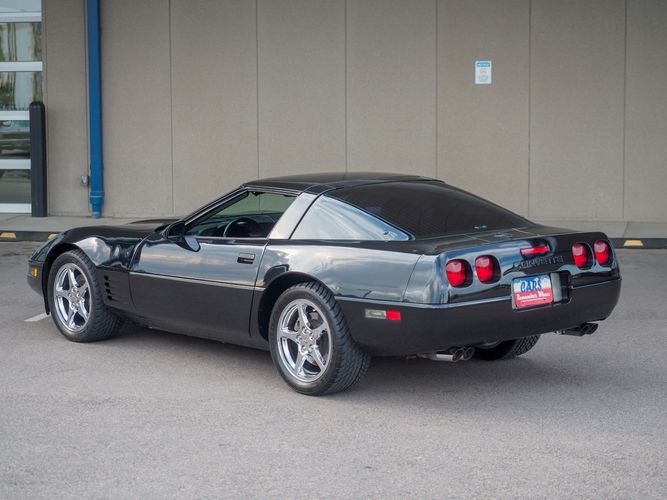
[103,321,634,412]
[356,356,577,399]
[108,321,277,376]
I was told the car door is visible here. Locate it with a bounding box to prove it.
[128,189,298,343]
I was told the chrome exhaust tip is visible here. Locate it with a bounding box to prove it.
[418,346,475,362]
[461,346,475,361]
[558,322,599,336]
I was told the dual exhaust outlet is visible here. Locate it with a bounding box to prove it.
[419,346,475,363]
[419,322,599,362]
[557,322,599,336]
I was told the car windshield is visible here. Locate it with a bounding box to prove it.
[330,181,528,239]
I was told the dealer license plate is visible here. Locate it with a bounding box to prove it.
[512,274,553,309]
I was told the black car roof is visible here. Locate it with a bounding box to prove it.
[243,171,438,194]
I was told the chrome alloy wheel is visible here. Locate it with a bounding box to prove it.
[277,298,332,383]
[53,262,91,333]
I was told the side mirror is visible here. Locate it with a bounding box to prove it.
[166,221,200,252]
[167,221,186,237]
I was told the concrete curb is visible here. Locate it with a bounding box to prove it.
[609,238,667,250]
[2,230,666,249]
[0,231,59,242]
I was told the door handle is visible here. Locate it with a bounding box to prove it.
[237,253,255,264]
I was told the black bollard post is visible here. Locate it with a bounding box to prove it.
[29,101,47,217]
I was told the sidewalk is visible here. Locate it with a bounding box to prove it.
[533,220,667,249]
[1,213,666,248]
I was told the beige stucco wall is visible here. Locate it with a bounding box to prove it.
[101,0,173,217]
[347,0,436,176]
[438,0,529,215]
[625,0,667,221]
[42,0,89,215]
[530,0,625,221]
[258,0,345,179]
[172,0,258,215]
[43,0,667,222]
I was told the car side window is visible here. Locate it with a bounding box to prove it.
[186,191,296,238]
[291,195,409,241]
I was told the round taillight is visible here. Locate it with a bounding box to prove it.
[572,243,590,268]
[475,255,497,283]
[445,259,469,287]
[594,240,611,266]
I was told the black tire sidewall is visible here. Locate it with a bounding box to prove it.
[269,286,344,395]
[47,251,99,341]
[473,340,515,360]
[474,335,540,360]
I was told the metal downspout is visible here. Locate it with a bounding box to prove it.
[87,0,103,218]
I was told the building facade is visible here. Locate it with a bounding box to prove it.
[0,0,42,212]
[2,0,666,224]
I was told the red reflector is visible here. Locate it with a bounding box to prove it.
[445,259,469,287]
[475,255,497,283]
[386,310,401,321]
[594,240,611,265]
[520,245,550,257]
[572,243,589,268]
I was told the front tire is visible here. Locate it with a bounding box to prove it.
[269,282,370,396]
[47,250,123,342]
[473,335,540,361]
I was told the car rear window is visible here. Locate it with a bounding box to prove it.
[330,181,528,238]
[291,195,410,241]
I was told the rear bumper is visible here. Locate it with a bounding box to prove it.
[339,278,621,356]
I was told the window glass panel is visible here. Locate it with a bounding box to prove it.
[0,119,28,157]
[0,23,41,61]
[292,196,410,241]
[0,71,41,109]
[187,191,297,238]
[0,4,39,210]
[216,191,295,217]
[331,181,528,238]
[0,168,29,203]
[0,1,41,13]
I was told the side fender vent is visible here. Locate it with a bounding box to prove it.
[98,270,132,308]
[103,275,114,302]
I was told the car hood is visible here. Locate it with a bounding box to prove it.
[128,218,179,229]
[30,218,181,268]
[57,219,174,240]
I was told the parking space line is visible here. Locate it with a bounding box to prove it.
[25,312,49,322]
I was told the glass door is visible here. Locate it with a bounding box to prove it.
[0,0,42,213]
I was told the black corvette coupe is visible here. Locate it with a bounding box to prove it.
[28,173,621,395]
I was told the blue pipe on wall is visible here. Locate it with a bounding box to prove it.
[87,0,104,218]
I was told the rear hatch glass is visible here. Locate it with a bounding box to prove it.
[331,181,528,239]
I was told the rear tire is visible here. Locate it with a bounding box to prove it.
[269,282,370,396]
[47,250,123,342]
[473,335,540,361]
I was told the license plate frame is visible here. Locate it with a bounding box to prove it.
[512,274,554,309]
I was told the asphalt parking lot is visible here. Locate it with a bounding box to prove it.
[1,242,665,499]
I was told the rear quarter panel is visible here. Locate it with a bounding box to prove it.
[257,241,421,301]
